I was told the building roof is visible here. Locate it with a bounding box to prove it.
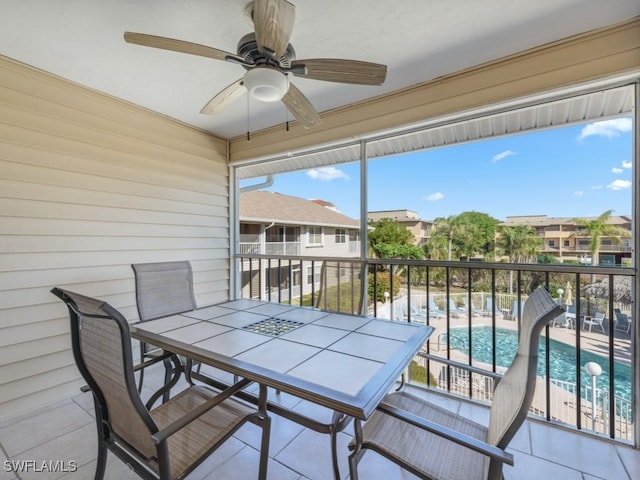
[240,191,359,228]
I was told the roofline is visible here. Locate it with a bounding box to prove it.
[240,217,360,229]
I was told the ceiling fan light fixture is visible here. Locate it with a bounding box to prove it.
[243,67,289,102]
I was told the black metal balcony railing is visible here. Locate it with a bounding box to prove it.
[236,253,635,444]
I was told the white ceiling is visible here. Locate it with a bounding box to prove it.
[1,0,638,139]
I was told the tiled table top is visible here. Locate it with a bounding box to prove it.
[132,299,433,419]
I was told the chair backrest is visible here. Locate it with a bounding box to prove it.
[132,261,197,321]
[486,298,493,311]
[315,260,364,315]
[486,288,563,453]
[51,288,158,460]
[615,310,629,324]
[428,298,441,312]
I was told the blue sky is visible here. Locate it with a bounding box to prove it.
[242,117,633,221]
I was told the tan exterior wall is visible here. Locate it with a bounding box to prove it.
[228,17,640,162]
[0,56,229,420]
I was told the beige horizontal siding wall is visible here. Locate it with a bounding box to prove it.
[229,17,640,162]
[0,56,229,421]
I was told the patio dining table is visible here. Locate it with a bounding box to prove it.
[131,298,434,479]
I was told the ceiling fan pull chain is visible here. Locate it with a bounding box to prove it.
[246,94,251,142]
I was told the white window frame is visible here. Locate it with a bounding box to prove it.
[308,226,323,246]
[335,228,346,244]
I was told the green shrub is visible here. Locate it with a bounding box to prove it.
[409,360,438,386]
[368,270,401,303]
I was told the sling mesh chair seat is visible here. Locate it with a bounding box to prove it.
[315,260,365,315]
[131,261,199,394]
[52,288,271,480]
[348,287,563,480]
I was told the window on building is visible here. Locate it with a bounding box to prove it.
[549,240,556,247]
[335,228,346,243]
[564,240,570,247]
[308,226,323,246]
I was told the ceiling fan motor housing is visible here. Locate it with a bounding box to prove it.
[237,32,295,69]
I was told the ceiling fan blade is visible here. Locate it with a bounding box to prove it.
[253,0,295,59]
[124,32,244,63]
[200,79,246,115]
[281,83,321,129]
[291,59,387,85]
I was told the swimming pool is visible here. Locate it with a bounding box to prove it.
[445,326,632,402]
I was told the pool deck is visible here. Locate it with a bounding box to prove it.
[426,309,632,365]
[409,308,633,440]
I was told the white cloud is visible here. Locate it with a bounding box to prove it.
[306,167,350,181]
[591,185,603,190]
[607,179,632,191]
[612,167,623,174]
[425,192,444,202]
[491,150,516,163]
[574,190,584,197]
[578,118,632,140]
[622,161,632,169]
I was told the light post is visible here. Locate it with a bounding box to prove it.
[585,361,603,432]
[556,288,564,303]
[384,291,390,319]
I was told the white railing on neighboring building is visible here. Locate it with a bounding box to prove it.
[238,241,301,256]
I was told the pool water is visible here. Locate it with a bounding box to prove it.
[446,326,632,402]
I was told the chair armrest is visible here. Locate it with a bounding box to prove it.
[151,378,252,445]
[377,402,514,466]
[133,351,175,372]
[418,352,504,383]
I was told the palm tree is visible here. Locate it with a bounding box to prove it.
[572,210,630,265]
[497,225,543,263]
[497,225,543,293]
[428,215,460,260]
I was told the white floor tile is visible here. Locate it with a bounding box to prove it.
[275,428,352,480]
[529,422,629,480]
[0,402,93,457]
[206,445,301,480]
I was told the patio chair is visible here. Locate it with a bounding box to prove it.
[463,297,490,317]
[348,287,563,480]
[131,261,198,394]
[503,299,523,321]
[583,312,606,333]
[448,298,467,317]
[315,260,365,315]
[485,297,496,315]
[614,310,632,334]
[427,298,446,319]
[552,312,569,328]
[51,287,271,480]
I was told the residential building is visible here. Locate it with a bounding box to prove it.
[239,190,360,300]
[367,210,433,247]
[503,215,632,265]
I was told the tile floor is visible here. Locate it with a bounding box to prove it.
[1,363,638,480]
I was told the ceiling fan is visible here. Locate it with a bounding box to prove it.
[124,0,387,129]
